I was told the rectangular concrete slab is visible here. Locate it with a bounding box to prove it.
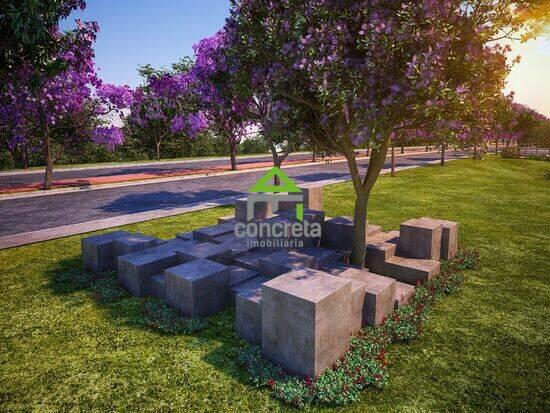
[259,250,316,278]
[112,234,160,258]
[233,249,273,270]
[383,256,440,284]
[262,268,352,378]
[298,246,340,269]
[193,222,236,242]
[178,242,233,265]
[82,230,131,273]
[164,259,230,316]
[218,215,236,224]
[117,239,197,297]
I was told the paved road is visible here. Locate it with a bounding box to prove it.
[0,147,427,186]
[0,150,461,237]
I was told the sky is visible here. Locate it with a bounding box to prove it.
[62,1,550,116]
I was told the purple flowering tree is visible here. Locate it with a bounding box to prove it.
[227,0,538,266]
[0,17,132,189]
[189,32,251,171]
[128,65,205,160]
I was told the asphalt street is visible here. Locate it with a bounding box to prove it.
[0,150,464,237]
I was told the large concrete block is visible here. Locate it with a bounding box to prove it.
[117,239,196,297]
[229,265,260,306]
[235,197,272,222]
[178,242,233,265]
[234,276,270,345]
[398,218,443,260]
[321,216,382,251]
[193,222,236,243]
[146,274,166,299]
[262,268,352,378]
[322,262,395,326]
[298,246,340,269]
[259,250,315,278]
[112,234,160,258]
[279,184,324,211]
[420,217,458,259]
[164,259,230,316]
[82,231,131,273]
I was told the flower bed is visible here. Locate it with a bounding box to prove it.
[237,248,481,408]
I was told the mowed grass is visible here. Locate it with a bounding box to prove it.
[1,157,549,411]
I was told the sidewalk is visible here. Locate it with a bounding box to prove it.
[0,153,364,195]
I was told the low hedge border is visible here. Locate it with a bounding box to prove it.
[237,247,481,408]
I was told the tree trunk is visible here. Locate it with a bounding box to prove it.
[351,192,369,267]
[38,107,53,190]
[22,149,28,169]
[229,139,238,171]
[440,140,446,166]
[425,144,429,152]
[391,144,396,177]
[400,138,404,154]
[473,145,478,160]
[312,146,316,162]
[495,139,498,154]
[155,139,161,161]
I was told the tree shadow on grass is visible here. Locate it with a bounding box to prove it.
[46,255,253,387]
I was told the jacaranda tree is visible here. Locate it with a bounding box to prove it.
[0,18,132,189]
[226,0,542,266]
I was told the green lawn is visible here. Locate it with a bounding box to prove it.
[1,157,548,411]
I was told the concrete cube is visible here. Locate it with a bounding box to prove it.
[262,268,352,378]
[298,246,340,269]
[233,249,273,270]
[394,281,415,309]
[235,197,272,222]
[178,242,233,265]
[164,259,230,316]
[234,276,270,345]
[193,222,236,243]
[146,274,166,299]
[112,234,160,258]
[117,239,195,297]
[279,184,323,211]
[259,250,316,278]
[398,218,443,260]
[321,216,382,251]
[420,217,458,259]
[82,231,131,273]
[229,266,261,305]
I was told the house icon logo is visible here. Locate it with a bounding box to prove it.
[246,167,304,221]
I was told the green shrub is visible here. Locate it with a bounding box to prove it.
[237,247,481,408]
[141,297,207,334]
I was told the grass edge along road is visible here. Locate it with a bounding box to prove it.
[0,157,548,411]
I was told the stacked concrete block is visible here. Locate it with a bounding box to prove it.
[193,222,236,243]
[279,184,323,211]
[365,239,398,274]
[262,268,352,378]
[322,262,395,326]
[233,249,273,270]
[218,215,236,224]
[235,197,272,222]
[419,217,458,259]
[321,216,382,251]
[298,246,340,269]
[229,266,260,305]
[259,250,316,278]
[146,274,166,299]
[117,239,197,297]
[234,275,270,345]
[175,231,193,241]
[398,218,443,260]
[394,281,415,309]
[178,242,233,265]
[382,256,440,285]
[82,230,131,273]
[112,234,160,258]
[164,259,230,316]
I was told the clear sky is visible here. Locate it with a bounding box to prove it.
[62,1,550,116]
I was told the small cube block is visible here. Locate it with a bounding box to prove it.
[398,218,443,260]
[420,217,458,259]
[164,259,230,316]
[82,231,131,272]
[113,234,159,258]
